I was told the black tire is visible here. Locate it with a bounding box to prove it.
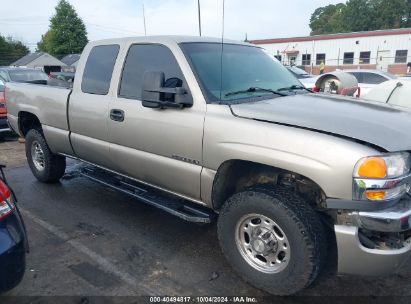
[25,129,66,183]
[217,185,326,295]
[0,249,26,294]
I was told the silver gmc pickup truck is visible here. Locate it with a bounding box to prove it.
[5,36,411,295]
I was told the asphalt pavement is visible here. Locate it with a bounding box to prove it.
[1,139,411,297]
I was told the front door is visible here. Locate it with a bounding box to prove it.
[108,43,205,200]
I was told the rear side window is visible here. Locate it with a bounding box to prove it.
[119,44,185,99]
[361,73,387,84]
[82,45,120,95]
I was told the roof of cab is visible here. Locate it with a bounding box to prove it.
[87,35,252,47]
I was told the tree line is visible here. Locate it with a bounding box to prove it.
[310,0,411,35]
[0,36,29,66]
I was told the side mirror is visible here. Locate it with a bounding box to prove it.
[142,71,193,109]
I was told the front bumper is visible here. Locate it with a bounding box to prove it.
[335,196,411,275]
[335,225,411,275]
[351,198,411,232]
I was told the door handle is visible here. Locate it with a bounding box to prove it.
[110,109,125,122]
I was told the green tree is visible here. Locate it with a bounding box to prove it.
[0,35,29,66]
[309,0,411,35]
[37,0,88,58]
[37,30,55,54]
[408,0,411,26]
[309,4,346,35]
[342,0,377,32]
[372,0,409,29]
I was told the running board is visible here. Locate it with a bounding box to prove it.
[79,166,216,223]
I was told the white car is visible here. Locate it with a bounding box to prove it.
[341,69,397,97]
[363,79,411,108]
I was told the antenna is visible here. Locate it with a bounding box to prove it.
[197,0,202,36]
[218,0,225,102]
[142,1,147,36]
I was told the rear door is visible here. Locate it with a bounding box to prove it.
[108,43,205,200]
[69,44,120,168]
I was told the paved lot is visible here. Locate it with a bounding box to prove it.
[1,138,411,297]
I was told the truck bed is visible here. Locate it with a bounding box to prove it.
[6,82,72,133]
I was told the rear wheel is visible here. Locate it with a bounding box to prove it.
[217,185,326,295]
[25,129,66,183]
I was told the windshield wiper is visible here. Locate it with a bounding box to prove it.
[225,87,288,97]
[277,85,313,92]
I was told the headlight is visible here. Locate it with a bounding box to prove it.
[353,152,411,201]
[354,152,410,179]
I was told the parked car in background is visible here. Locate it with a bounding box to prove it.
[341,69,397,97]
[0,68,48,85]
[48,72,75,88]
[285,66,318,89]
[0,80,9,137]
[364,79,411,109]
[0,165,28,294]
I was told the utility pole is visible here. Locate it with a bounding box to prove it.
[197,0,202,36]
[142,1,147,36]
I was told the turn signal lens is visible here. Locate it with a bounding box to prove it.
[364,185,409,201]
[366,191,386,200]
[357,157,387,178]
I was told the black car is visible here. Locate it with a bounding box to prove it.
[0,165,28,294]
[0,68,48,85]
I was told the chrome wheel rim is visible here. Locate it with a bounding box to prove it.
[235,213,290,273]
[31,141,45,171]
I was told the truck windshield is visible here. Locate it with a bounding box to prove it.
[180,42,303,104]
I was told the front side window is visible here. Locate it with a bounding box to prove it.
[395,50,408,63]
[180,43,302,104]
[119,44,185,100]
[361,73,387,84]
[343,52,354,64]
[81,45,120,95]
[316,54,326,65]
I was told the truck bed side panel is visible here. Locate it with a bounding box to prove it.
[6,83,74,155]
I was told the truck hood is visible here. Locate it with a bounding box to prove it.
[230,93,411,152]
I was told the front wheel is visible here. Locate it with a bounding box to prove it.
[217,185,326,295]
[25,129,66,183]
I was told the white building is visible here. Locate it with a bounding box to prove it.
[250,28,411,75]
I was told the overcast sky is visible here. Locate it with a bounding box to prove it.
[0,0,342,51]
